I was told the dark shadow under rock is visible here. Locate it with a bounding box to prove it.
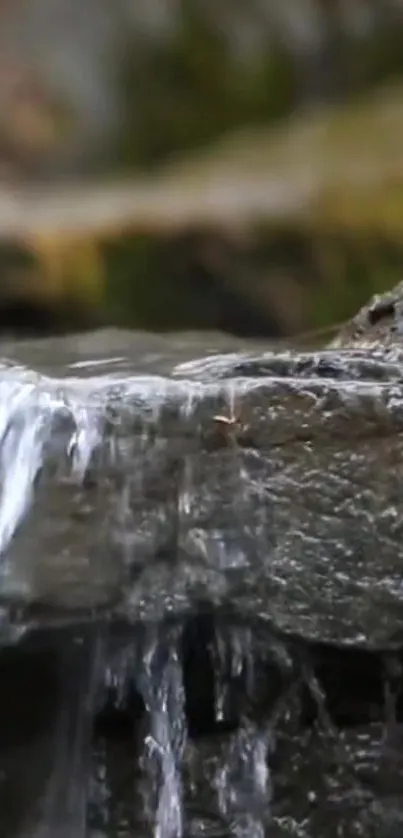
[0,615,402,836]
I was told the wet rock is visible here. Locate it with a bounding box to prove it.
[2,290,403,838]
[0,615,398,838]
[331,280,403,352]
[0,286,401,650]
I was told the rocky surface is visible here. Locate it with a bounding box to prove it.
[0,285,403,648]
[331,279,403,352]
[1,286,403,838]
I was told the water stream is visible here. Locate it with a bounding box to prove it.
[0,330,401,836]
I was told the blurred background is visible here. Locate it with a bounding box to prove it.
[0,0,403,339]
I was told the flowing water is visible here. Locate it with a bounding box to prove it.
[0,330,401,837]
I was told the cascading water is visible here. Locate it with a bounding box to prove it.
[0,369,105,586]
[0,329,402,837]
[0,378,56,560]
[213,721,270,838]
[136,627,187,838]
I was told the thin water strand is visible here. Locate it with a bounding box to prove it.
[213,623,256,724]
[136,627,187,838]
[212,626,270,838]
[214,721,270,838]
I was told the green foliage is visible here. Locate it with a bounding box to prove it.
[118,6,297,169]
[99,227,403,337]
[350,25,403,92]
[115,6,403,172]
[6,10,403,337]
[102,236,217,330]
[304,236,403,331]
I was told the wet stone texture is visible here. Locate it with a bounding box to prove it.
[1,337,403,646]
[1,619,403,838]
[1,285,403,835]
